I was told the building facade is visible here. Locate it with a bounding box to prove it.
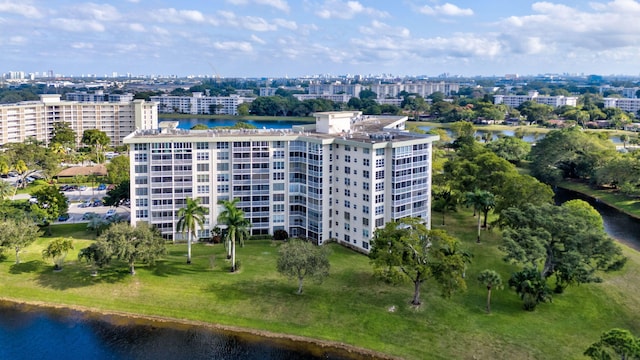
[604,98,640,114]
[494,91,578,108]
[125,111,438,253]
[0,94,157,146]
[151,92,255,115]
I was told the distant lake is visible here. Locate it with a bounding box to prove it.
[160,118,309,130]
[0,301,365,360]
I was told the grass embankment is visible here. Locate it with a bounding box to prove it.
[159,113,314,122]
[558,180,640,219]
[2,218,640,359]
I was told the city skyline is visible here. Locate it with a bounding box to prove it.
[2,0,640,78]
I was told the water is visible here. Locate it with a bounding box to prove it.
[0,301,363,360]
[161,118,309,130]
[554,187,640,251]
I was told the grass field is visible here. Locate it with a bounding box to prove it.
[1,215,639,360]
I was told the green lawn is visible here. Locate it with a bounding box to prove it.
[1,213,639,359]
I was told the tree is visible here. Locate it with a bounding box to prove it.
[99,222,165,275]
[464,189,495,243]
[486,136,531,164]
[4,142,59,187]
[450,121,476,139]
[276,239,330,294]
[508,267,552,311]
[106,155,130,184]
[191,124,209,130]
[370,218,469,305]
[493,174,554,216]
[103,180,130,207]
[42,238,74,271]
[432,187,458,226]
[0,217,42,264]
[584,328,640,360]
[78,241,112,276]
[177,198,208,264]
[50,122,76,148]
[81,129,110,163]
[477,270,503,314]
[217,198,250,272]
[86,214,109,236]
[31,185,69,235]
[499,202,626,294]
[529,127,616,184]
[0,180,14,201]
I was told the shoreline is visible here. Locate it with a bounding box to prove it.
[0,297,399,360]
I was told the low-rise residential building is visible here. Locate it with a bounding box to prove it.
[604,98,640,114]
[125,111,438,253]
[151,92,254,115]
[494,91,578,108]
[0,94,157,146]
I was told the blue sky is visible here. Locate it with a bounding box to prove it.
[2,0,640,78]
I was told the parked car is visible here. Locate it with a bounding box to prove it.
[79,200,92,208]
[58,214,70,222]
[105,209,117,218]
[97,183,106,191]
[93,199,103,207]
[82,212,97,220]
[66,185,78,192]
[78,185,87,191]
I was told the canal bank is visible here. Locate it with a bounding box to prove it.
[0,298,397,360]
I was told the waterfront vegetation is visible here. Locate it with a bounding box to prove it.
[1,214,640,360]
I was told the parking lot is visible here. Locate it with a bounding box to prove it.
[9,183,130,224]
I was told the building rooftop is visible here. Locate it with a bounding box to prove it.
[125,112,438,145]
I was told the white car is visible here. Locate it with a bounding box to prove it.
[105,209,117,218]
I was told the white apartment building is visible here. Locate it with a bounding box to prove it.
[66,90,134,103]
[369,81,460,99]
[293,94,351,103]
[125,111,438,253]
[0,94,157,146]
[307,83,363,97]
[151,92,254,115]
[604,98,640,114]
[494,91,578,108]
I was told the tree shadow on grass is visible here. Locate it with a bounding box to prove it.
[35,263,130,290]
[9,260,44,274]
[151,258,211,277]
[206,278,302,302]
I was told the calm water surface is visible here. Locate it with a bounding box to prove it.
[162,118,309,130]
[0,301,365,360]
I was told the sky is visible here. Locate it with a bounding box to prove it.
[2,0,640,78]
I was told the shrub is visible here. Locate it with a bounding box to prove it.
[273,229,289,241]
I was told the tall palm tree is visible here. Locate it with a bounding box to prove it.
[0,180,13,201]
[177,198,208,264]
[217,198,251,272]
[477,269,503,314]
[464,189,495,243]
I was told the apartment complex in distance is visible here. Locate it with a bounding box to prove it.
[0,94,157,146]
[151,92,254,116]
[494,91,578,108]
[125,111,438,253]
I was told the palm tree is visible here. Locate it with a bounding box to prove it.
[217,198,251,272]
[0,180,14,201]
[433,188,458,226]
[464,189,495,243]
[477,269,503,314]
[177,198,208,264]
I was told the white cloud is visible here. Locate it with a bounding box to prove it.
[251,34,266,44]
[359,20,410,38]
[9,36,27,45]
[315,0,388,19]
[0,2,43,18]
[71,42,94,49]
[52,18,105,32]
[151,8,206,23]
[226,0,290,12]
[212,41,253,53]
[129,23,145,32]
[419,3,473,16]
[273,18,297,30]
[78,3,120,22]
[243,16,277,31]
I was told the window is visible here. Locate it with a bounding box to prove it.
[344,189,350,197]
[375,218,384,227]
[134,144,148,151]
[134,165,148,173]
[197,185,210,194]
[135,188,148,196]
[135,198,148,207]
[363,206,369,214]
[273,161,285,169]
[362,241,369,250]
[375,170,384,180]
[345,155,351,163]
[217,152,229,160]
[363,158,370,166]
[375,182,384,191]
[196,152,209,161]
[344,200,351,208]
[344,166,351,174]
[134,153,147,161]
[363,217,369,226]
[344,178,350,186]
[197,174,209,182]
[363,182,370,191]
[217,163,229,171]
[135,177,148,185]
[217,184,229,193]
[375,158,384,168]
[273,172,285,181]
[273,194,285,201]
[376,148,384,156]
[363,170,370,179]
[197,163,209,172]
[135,209,148,218]
[375,194,384,203]
[363,194,370,202]
[196,142,209,149]
[216,142,229,149]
